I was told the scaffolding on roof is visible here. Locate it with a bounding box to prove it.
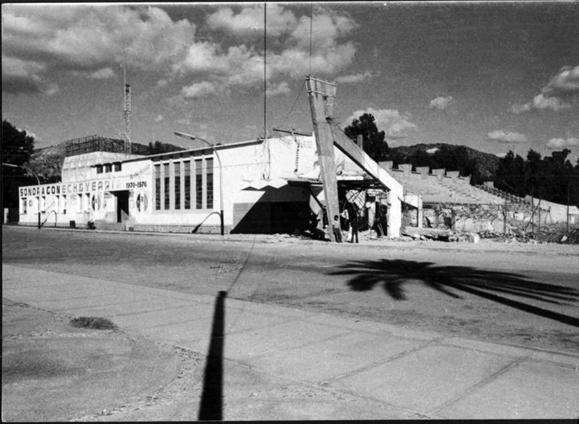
[63,135,148,157]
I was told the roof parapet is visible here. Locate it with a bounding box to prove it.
[432,168,445,179]
[379,160,393,170]
[399,163,412,174]
[415,166,429,178]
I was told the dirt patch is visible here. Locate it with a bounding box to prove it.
[1,298,202,422]
[70,316,117,330]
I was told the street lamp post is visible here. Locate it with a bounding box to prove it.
[2,162,41,229]
[174,131,225,236]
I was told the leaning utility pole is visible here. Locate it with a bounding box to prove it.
[306,76,341,241]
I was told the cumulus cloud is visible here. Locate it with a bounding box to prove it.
[207,4,297,38]
[181,81,218,99]
[335,71,373,84]
[344,107,418,139]
[2,4,195,94]
[429,95,454,110]
[154,114,164,123]
[487,130,528,143]
[542,65,579,96]
[546,137,579,149]
[175,5,358,94]
[1,56,55,94]
[266,81,290,97]
[2,4,358,99]
[155,79,169,89]
[89,67,114,80]
[510,93,571,114]
[510,66,578,114]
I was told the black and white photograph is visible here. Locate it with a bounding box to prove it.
[2,1,578,421]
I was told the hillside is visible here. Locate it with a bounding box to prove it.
[386,143,501,185]
[28,139,184,182]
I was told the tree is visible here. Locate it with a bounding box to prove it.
[494,148,578,207]
[2,120,36,209]
[146,140,185,155]
[344,113,389,162]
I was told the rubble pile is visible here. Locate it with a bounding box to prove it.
[530,225,579,244]
[423,203,540,234]
[475,225,578,244]
[401,227,480,243]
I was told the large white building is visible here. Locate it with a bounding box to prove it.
[17,134,404,236]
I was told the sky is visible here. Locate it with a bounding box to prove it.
[2,2,579,162]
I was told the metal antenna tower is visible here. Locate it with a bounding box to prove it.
[123,63,132,154]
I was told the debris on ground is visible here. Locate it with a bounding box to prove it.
[479,225,579,244]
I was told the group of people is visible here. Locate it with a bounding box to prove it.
[330,200,388,243]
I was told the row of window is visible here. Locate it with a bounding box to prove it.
[96,162,122,174]
[154,157,214,211]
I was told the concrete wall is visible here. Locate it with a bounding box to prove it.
[16,137,323,234]
[422,202,555,233]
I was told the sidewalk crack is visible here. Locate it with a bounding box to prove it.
[427,355,528,417]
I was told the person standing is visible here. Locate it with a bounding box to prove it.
[347,202,359,243]
[332,214,343,242]
[372,201,383,237]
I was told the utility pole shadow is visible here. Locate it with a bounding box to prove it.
[198,290,227,421]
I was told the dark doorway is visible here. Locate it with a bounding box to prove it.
[115,191,129,223]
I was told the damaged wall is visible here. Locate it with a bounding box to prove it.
[422,202,554,233]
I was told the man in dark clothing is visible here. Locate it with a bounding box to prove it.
[347,203,359,243]
[332,215,343,242]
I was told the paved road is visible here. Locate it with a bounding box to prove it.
[3,225,579,353]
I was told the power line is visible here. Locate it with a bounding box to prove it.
[263,2,267,139]
[309,2,313,75]
[275,80,306,133]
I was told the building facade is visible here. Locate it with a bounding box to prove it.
[18,134,386,235]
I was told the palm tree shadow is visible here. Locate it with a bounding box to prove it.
[330,259,579,327]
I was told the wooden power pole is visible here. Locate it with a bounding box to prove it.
[306,76,341,242]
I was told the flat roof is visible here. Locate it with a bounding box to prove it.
[100,138,266,165]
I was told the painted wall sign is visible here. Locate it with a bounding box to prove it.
[125,181,147,189]
[136,193,148,212]
[19,179,114,197]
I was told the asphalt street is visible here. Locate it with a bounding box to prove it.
[3,225,578,354]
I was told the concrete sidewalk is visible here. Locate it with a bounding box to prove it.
[3,264,579,420]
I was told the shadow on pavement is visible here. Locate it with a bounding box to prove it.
[331,259,579,327]
[198,290,227,421]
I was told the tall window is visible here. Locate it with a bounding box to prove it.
[154,164,161,210]
[22,197,27,214]
[195,159,203,209]
[184,161,191,209]
[206,158,214,209]
[174,162,181,210]
[163,163,170,210]
[61,195,67,214]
